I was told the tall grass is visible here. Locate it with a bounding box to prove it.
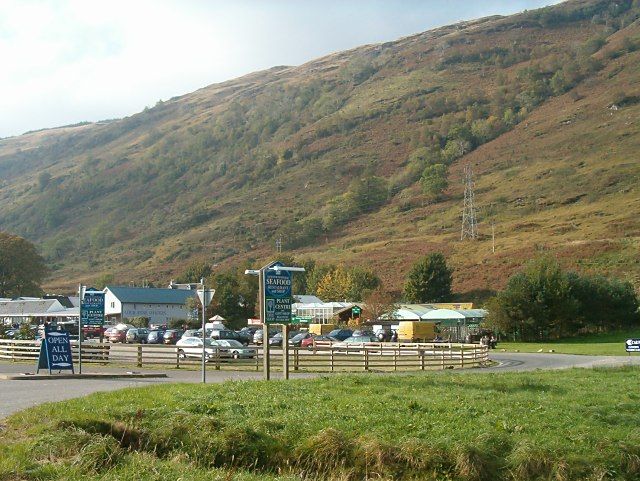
[2,367,640,480]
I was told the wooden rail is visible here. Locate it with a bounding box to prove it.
[0,339,488,372]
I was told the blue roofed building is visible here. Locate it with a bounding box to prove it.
[104,286,197,326]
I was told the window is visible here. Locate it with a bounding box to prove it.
[111,302,115,308]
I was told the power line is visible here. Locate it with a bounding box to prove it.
[461,164,478,240]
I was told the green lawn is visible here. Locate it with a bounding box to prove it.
[2,367,640,480]
[498,329,640,356]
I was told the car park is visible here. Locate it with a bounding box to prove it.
[211,329,249,346]
[175,337,220,360]
[333,334,378,349]
[268,331,299,347]
[327,329,353,341]
[108,327,129,343]
[182,329,200,339]
[289,332,312,347]
[216,340,256,359]
[125,328,149,343]
[163,329,184,344]
[301,334,334,349]
[146,329,166,344]
[253,328,276,344]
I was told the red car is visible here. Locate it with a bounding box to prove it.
[108,328,128,343]
[301,334,334,349]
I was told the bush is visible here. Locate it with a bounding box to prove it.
[487,257,640,341]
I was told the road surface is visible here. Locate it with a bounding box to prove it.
[1,352,638,418]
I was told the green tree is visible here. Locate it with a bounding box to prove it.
[404,253,453,303]
[37,171,52,190]
[421,164,449,199]
[178,260,213,283]
[0,232,48,297]
[316,266,355,301]
[347,267,381,301]
[347,176,388,213]
[486,257,579,341]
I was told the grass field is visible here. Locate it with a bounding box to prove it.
[2,367,640,480]
[498,330,640,356]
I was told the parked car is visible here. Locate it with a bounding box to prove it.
[146,329,166,344]
[163,329,184,344]
[175,337,220,360]
[327,329,353,341]
[238,326,259,338]
[334,335,378,348]
[103,326,117,340]
[216,340,256,359]
[301,334,334,349]
[289,332,312,347]
[253,328,276,345]
[211,329,249,346]
[108,328,129,343]
[182,329,200,339]
[126,328,149,343]
[268,331,299,347]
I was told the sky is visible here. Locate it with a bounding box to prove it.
[0,0,561,139]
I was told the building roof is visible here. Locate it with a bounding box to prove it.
[422,309,465,320]
[105,286,196,305]
[0,298,79,318]
[293,294,323,304]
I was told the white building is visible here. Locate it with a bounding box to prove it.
[104,286,196,326]
[0,296,79,325]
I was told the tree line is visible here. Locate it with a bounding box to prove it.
[486,257,640,341]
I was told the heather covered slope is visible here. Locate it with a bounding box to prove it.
[0,0,639,295]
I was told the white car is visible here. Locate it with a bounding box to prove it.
[216,339,256,359]
[175,336,220,360]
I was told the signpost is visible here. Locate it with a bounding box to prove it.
[36,327,74,374]
[78,286,105,374]
[264,263,292,325]
[352,305,362,318]
[245,261,305,380]
[197,280,215,384]
[625,339,640,353]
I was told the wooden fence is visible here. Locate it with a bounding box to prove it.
[0,339,488,372]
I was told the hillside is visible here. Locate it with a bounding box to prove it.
[1,0,639,298]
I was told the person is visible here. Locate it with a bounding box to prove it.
[391,330,398,342]
[490,334,497,349]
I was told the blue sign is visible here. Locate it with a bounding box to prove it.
[37,328,74,374]
[264,263,292,324]
[82,289,105,326]
[626,339,640,352]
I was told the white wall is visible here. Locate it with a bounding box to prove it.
[121,303,189,325]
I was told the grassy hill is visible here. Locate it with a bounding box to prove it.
[1,0,639,297]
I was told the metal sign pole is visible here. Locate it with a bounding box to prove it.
[261,267,270,380]
[201,278,206,384]
[78,284,83,375]
[282,323,289,380]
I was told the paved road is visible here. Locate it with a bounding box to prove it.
[1,352,638,418]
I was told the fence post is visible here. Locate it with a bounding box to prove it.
[137,345,142,368]
[176,348,180,369]
[256,348,260,371]
[461,345,465,368]
[330,348,334,372]
[393,348,397,372]
[364,348,369,371]
[215,347,221,370]
[294,348,299,371]
[420,348,425,371]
